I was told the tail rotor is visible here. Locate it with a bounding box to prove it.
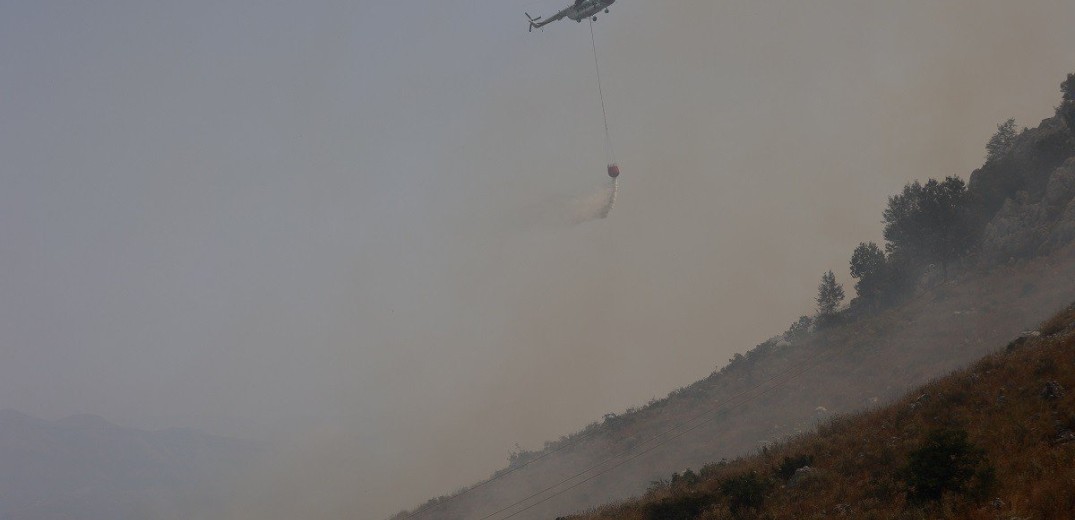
[526,12,541,32]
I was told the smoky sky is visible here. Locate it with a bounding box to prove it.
[2,1,1074,518]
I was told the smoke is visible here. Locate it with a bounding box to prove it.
[220,1,1075,517]
[2,2,1074,520]
[351,2,1075,517]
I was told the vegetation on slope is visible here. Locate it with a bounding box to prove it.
[571,302,1075,520]
[394,71,1075,520]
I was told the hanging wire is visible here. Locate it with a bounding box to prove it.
[590,19,615,164]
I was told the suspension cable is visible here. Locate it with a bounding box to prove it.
[590,19,614,164]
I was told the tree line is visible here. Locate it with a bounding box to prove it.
[804,73,1075,330]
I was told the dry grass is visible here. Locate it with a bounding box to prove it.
[570,304,1075,520]
[397,246,1075,520]
[1040,302,1075,337]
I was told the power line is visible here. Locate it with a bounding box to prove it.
[390,381,634,519]
[391,427,610,520]
[475,292,950,519]
[395,343,831,520]
[477,347,845,520]
[395,334,847,520]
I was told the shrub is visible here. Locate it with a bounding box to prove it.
[783,315,814,341]
[646,478,670,495]
[670,469,701,488]
[775,454,814,481]
[1040,302,1075,336]
[699,459,728,480]
[645,492,714,520]
[1059,72,1075,130]
[985,118,1018,162]
[507,443,537,468]
[719,472,771,517]
[904,428,985,503]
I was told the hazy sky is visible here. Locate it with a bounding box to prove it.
[2,1,1074,518]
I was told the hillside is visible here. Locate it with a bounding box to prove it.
[0,411,260,520]
[399,246,1075,520]
[570,301,1075,519]
[396,78,1075,520]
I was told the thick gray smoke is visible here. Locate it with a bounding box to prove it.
[2,2,1074,520]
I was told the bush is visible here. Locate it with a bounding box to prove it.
[815,270,845,326]
[775,454,814,481]
[1059,72,1075,130]
[985,118,1018,162]
[784,315,813,339]
[904,429,986,503]
[670,469,701,488]
[645,492,714,520]
[699,459,728,480]
[719,472,771,517]
[646,478,670,495]
[1040,302,1075,336]
[507,443,537,468]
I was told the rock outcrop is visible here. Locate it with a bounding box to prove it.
[980,157,1075,262]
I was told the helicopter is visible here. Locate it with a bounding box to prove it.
[526,0,616,32]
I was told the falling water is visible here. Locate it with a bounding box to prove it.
[570,177,618,224]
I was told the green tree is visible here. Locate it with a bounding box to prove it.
[784,315,813,339]
[1063,72,1075,100]
[849,242,887,301]
[881,176,972,277]
[985,118,1017,162]
[1059,72,1075,130]
[815,270,845,319]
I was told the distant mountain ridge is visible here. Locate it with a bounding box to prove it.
[0,410,260,520]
